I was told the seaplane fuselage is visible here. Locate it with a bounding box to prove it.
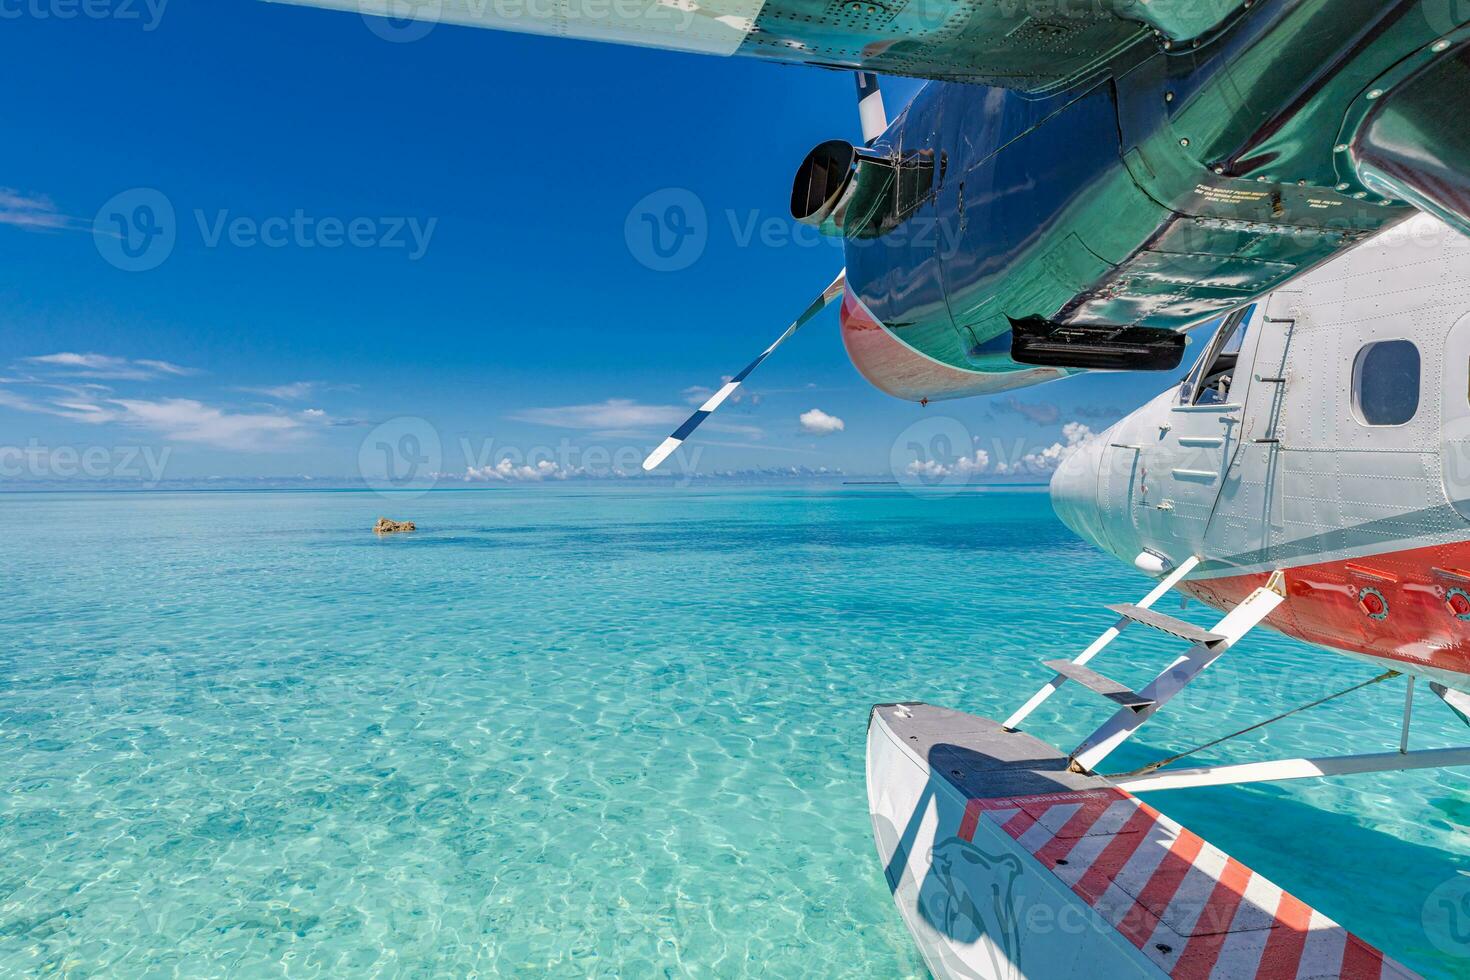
[1051,215,1470,694]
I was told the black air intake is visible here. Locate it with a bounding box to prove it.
[789,140,895,238]
[1010,317,1187,372]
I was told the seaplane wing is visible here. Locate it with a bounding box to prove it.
[267,0,1194,88]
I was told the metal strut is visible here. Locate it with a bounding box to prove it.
[1105,670,1400,779]
[1109,671,1470,793]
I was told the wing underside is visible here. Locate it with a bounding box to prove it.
[267,0,1239,87]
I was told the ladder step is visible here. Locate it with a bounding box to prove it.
[1107,604,1228,648]
[1043,660,1156,712]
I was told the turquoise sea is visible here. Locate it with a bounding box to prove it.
[1,487,1468,977]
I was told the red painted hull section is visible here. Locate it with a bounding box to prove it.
[1185,541,1470,677]
[837,289,1062,401]
[839,289,978,400]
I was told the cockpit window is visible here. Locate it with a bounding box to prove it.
[1352,340,1420,426]
[1182,307,1252,406]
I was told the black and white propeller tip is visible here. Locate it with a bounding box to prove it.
[642,271,847,472]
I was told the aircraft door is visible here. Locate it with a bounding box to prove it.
[1201,310,1294,555]
[1134,308,1256,555]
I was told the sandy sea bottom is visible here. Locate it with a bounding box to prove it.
[0,487,1467,977]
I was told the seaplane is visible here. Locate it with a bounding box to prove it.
[269,0,1470,974]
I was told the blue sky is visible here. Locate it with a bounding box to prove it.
[0,0,1190,486]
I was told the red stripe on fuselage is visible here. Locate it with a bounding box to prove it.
[1185,539,1470,678]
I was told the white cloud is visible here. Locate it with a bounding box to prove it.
[512,399,684,431]
[799,408,845,435]
[24,352,196,381]
[994,422,1098,476]
[511,398,760,436]
[683,381,760,408]
[464,459,572,482]
[0,388,46,413]
[907,450,990,479]
[0,384,316,452]
[904,423,1100,481]
[237,381,319,401]
[77,398,309,451]
[0,188,80,233]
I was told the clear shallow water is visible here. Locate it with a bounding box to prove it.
[0,487,1467,978]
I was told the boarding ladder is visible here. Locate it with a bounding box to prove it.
[1001,557,1287,774]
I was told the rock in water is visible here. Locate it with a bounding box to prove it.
[374,517,416,534]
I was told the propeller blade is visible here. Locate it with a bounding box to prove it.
[856,72,887,145]
[642,270,847,472]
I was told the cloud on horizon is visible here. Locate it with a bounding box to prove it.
[463,459,573,482]
[912,422,1100,480]
[0,355,340,451]
[993,422,1098,476]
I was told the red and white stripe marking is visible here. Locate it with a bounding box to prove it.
[957,789,1419,979]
